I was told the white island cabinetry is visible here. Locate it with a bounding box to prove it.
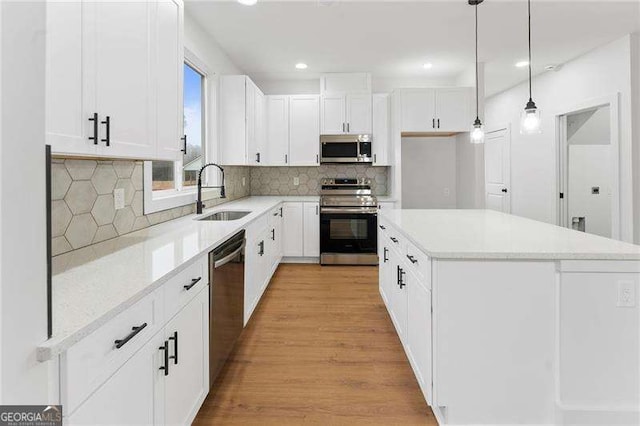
[378,209,640,425]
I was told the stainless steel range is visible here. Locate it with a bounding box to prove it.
[320,178,378,265]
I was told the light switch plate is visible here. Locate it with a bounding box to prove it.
[293,177,299,186]
[617,280,636,307]
[114,188,125,210]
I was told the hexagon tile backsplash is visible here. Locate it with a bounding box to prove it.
[51,158,250,256]
[250,165,389,196]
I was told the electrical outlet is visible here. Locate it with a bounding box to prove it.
[617,281,636,307]
[242,177,246,187]
[114,188,125,210]
[293,177,299,186]
[443,188,450,197]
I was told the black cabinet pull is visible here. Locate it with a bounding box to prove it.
[271,228,275,241]
[184,277,201,291]
[432,118,435,129]
[379,225,386,230]
[397,266,406,289]
[259,240,264,256]
[390,237,398,243]
[347,122,350,133]
[159,340,169,376]
[89,113,98,144]
[285,154,288,164]
[181,135,187,154]
[256,152,261,163]
[437,118,440,129]
[168,331,178,365]
[501,188,508,193]
[273,211,279,216]
[101,116,110,146]
[383,247,389,263]
[114,322,147,349]
[406,254,418,264]
[316,154,319,163]
[279,207,283,217]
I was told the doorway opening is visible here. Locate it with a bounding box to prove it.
[557,99,619,239]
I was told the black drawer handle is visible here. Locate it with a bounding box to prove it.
[390,237,398,243]
[406,254,418,264]
[168,331,178,365]
[101,115,110,146]
[88,113,98,144]
[159,340,169,376]
[184,277,201,291]
[383,247,389,263]
[114,322,147,349]
[273,211,279,216]
[397,266,406,289]
[271,228,275,241]
[379,225,386,230]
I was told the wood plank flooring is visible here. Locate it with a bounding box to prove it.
[193,264,436,425]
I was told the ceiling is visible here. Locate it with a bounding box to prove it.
[186,0,640,96]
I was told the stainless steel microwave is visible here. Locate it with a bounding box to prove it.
[320,134,372,164]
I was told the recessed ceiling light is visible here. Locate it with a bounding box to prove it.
[295,63,308,70]
[515,60,529,68]
[423,63,433,69]
[237,0,257,5]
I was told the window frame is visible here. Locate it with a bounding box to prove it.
[143,48,218,214]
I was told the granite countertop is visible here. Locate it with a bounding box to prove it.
[38,196,319,361]
[379,209,640,260]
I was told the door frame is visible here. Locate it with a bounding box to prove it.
[554,93,621,240]
[484,124,512,214]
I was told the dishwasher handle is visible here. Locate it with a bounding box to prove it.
[214,240,246,269]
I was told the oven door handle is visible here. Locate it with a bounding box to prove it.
[320,207,378,214]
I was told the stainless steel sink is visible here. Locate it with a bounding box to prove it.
[197,210,251,221]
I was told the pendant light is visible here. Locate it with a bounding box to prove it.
[520,0,542,134]
[469,0,484,144]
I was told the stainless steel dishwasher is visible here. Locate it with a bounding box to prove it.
[209,229,245,388]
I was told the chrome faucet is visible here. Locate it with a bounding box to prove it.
[196,163,225,214]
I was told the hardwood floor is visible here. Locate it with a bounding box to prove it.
[193,264,436,425]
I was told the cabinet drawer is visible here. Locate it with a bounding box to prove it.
[164,256,207,322]
[405,241,431,289]
[268,205,283,228]
[61,288,163,415]
[385,227,405,253]
[246,213,269,242]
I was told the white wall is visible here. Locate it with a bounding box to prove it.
[630,33,640,244]
[456,134,485,209]
[0,1,50,403]
[401,137,457,209]
[485,35,635,242]
[567,106,610,145]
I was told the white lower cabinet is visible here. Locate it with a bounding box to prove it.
[67,286,209,426]
[378,221,432,408]
[303,202,320,257]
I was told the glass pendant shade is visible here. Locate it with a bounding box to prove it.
[470,118,485,144]
[520,100,542,135]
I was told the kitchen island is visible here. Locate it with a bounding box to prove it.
[377,209,640,425]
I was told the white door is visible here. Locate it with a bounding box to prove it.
[289,95,320,166]
[389,247,407,341]
[164,288,209,426]
[303,202,320,257]
[155,0,183,161]
[94,1,155,159]
[484,128,511,213]
[320,95,345,134]
[346,93,372,134]
[45,1,97,156]
[282,202,304,257]
[378,237,392,306]
[435,88,472,132]
[265,96,289,166]
[401,89,436,132]
[406,270,432,405]
[67,331,164,425]
[372,93,390,165]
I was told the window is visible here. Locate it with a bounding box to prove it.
[144,50,214,214]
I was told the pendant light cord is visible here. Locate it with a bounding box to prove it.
[528,0,532,101]
[475,2,479,121]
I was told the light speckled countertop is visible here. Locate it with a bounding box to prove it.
[379,209,640,260]
[38,196,319,361]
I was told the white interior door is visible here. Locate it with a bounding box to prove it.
[484,128,511,213]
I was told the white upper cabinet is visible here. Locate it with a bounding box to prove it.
[265,96,290,166]
[219,75,265,166]
[399,87,472,133]
[435,88,472,132]
[45,0,184,161]
[320,73,372,135]
[372,93,390,166]
[289,95,320,166]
